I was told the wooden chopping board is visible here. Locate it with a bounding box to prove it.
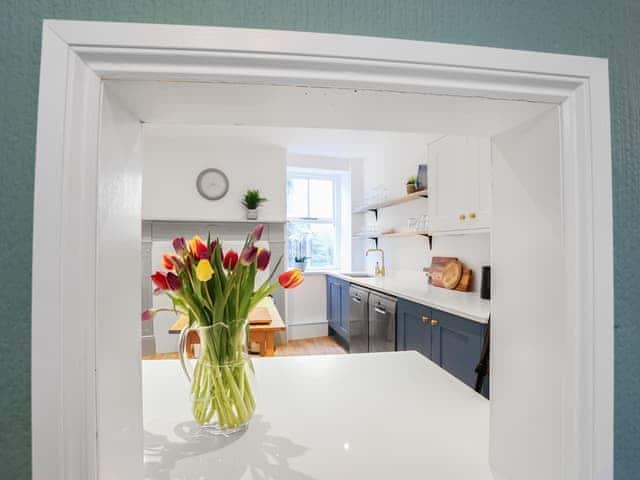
[441,260,463,288]
[429,256,459,289]
[455,267,473,292]
[429,256,473,291]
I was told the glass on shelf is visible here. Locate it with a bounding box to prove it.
[417,214,428,231]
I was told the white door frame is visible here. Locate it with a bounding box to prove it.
[32,20,613,479]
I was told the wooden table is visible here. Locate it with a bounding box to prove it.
[168,297,286,357]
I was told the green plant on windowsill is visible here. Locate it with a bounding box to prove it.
[406,175,418,194]
[242,189,267,220]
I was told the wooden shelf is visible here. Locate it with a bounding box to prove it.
[352,190,428,216]
[383,230,431,238]
[352,231,385,238]
[352,229,432,249]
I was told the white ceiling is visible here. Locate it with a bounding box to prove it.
[106,80,554,137]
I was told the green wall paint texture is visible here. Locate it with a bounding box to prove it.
[1,1,638,478]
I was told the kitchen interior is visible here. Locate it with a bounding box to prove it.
[131,80,554,402]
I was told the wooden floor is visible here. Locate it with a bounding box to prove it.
[274,336,347,356]
[143,335,347,360]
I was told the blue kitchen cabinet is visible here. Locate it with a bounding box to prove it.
[397,298,489,399]
[326,275,349,341]
[431,308,489,398]
[396,299,433,359]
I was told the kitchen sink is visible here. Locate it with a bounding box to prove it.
[343,272,375,278]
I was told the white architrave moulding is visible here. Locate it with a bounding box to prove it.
[32,19,613,480]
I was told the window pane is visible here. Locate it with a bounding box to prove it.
[287,178,308,218]
[287,222,336,269]
[309,179,334,219]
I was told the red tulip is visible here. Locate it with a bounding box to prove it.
[278,269,304,289]
[188,235,210,260]
[141,309,156,321]
[257,249,271,271]
[151,272,169,290]
[251,224,265,241]
[162,253,175,270]
[240,245,259,265]
[172,237,186,256]
[223,249,239,270]
[166,272,182,291]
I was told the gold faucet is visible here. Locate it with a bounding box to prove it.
[366,248,386,277]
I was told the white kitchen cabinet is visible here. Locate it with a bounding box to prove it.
[427,135,491,234]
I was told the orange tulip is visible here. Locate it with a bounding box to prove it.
[162,253,175,270]
[278,269,304,289]
[188,235,210,260]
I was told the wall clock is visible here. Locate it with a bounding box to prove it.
[196,168,229,201]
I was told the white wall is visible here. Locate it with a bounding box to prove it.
[142,125,286,222]
[490,108,563,480]
[285,274,328,339]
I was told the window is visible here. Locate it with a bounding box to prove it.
[287,170,342,270]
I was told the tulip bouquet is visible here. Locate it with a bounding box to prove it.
[142,224,303,432]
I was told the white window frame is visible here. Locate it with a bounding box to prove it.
[287,168,343,271]
[32,20,613,480]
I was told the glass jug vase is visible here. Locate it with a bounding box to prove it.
[178,323,256,434]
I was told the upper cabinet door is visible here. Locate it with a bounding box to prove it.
[427,135,491,233]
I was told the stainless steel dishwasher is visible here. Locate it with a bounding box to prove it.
[348,285,369,353]
[368,292,397,352]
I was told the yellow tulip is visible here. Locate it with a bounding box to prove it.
[196,259,214,281]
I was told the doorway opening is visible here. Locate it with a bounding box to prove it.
[106,78,564,479]
[32,20,613,480]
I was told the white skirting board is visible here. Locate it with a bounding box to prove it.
[286,321,329,340]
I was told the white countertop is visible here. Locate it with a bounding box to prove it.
[143,352,492,480]
[327,270,491,324]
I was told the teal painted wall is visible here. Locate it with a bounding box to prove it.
[1,1,638,478]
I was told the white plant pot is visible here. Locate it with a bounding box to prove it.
[294,260,309,272]
[246,209,258,220]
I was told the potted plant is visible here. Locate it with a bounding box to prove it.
[406,176,418,194]
[294,255,310,272]
[242,189,267,220]
[290,228,313,271]
[142,225,304,434]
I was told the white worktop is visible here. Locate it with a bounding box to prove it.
[327,270,491,324]
[143,352,492,480]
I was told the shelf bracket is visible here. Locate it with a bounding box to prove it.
[368,208,378,221]
[418,233,432,250]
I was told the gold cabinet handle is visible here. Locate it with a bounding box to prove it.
[430,319,439,327]
[469,212,477,219]
[421,315,430,324]
[459,214,466,221]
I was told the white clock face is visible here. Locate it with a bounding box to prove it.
[196,168,229,201]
